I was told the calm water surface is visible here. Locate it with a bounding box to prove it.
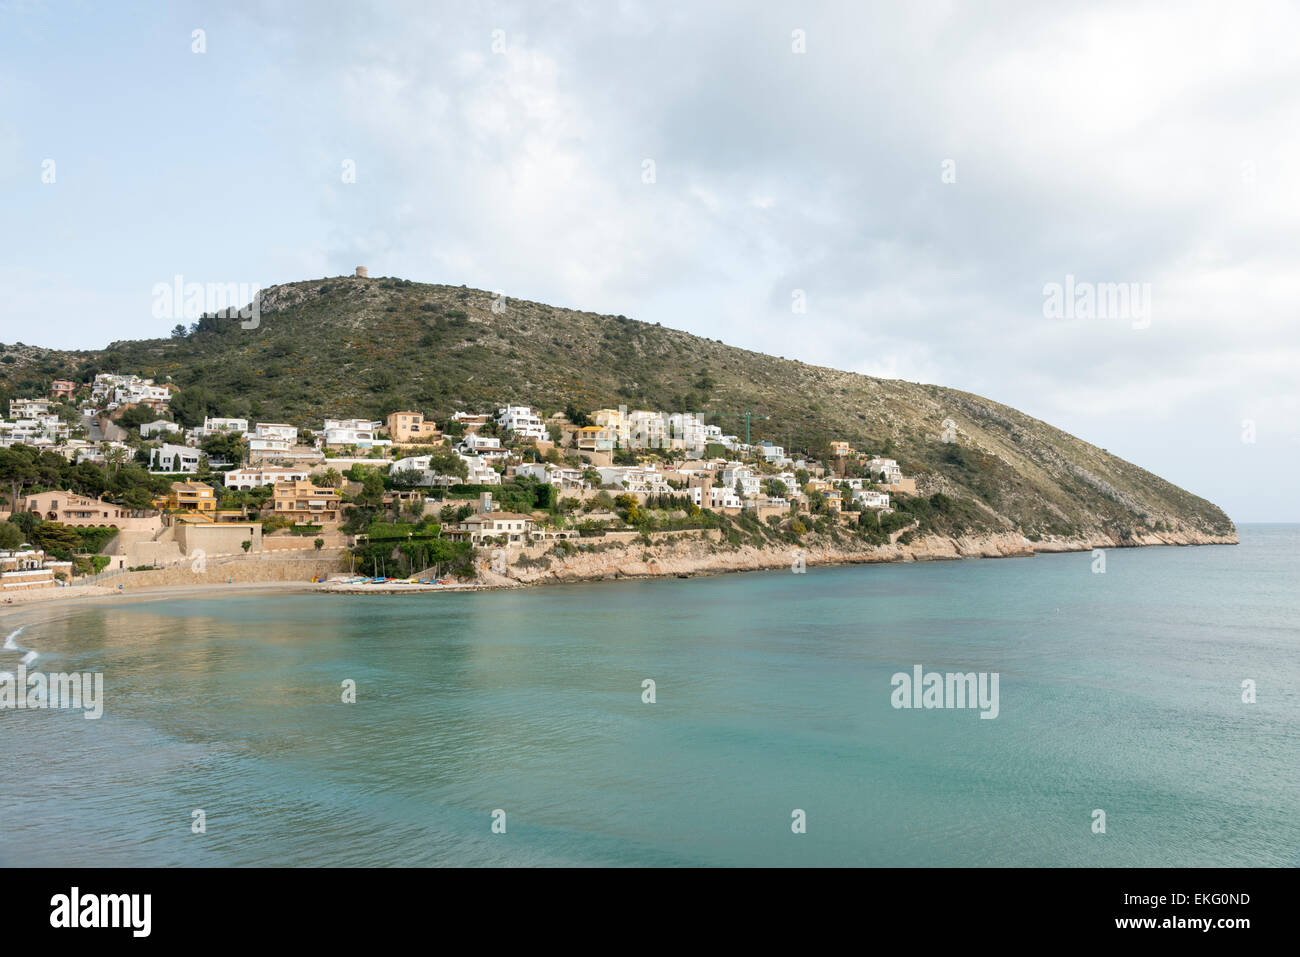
[1,525,1296,866]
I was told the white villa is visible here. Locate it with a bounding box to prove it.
[719,464,761,499]
[667,412,707,452]
[513,462,588,490]
[322,419,388,449]
[496,405,547,442]
[866,457,903,484]
[596,465,671,493]
[0,545,73,591]
[9,398,52,418]
[449,512,536,545]
[150,442,202,473]
[246,423,299,457]
[689,485,743,509]
[224,466,313,490]
[461,454,502,485]
[853,488,892,510]
[140,419,182,438]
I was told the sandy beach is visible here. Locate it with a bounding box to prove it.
[0,580,323,624]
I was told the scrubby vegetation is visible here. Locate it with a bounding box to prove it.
[0,276,1234,540]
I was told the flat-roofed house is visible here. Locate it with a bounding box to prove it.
[271,480,341,524]
[0,546,72,591]
[150,442,202,473]
[448,512,536,544]
[224,466,312,490]
[386,411,443,444]
[575,425,614,452]
[164,481,216,513]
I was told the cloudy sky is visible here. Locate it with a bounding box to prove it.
[2,1,1297,521]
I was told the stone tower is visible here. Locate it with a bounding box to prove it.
[355,266,368,278]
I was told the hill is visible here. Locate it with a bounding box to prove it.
[0,274,1235,543]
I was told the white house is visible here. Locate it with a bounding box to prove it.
[224,466,312,490]
[513,462,587,490]
[866,457,903,484]
[251,423,298,442]
[449,412,493,432]
[596,465,671,492]
[451,512,536,544]
[626,410,668,449]
[460,453,502,485]
[93,373,166,407]
[9,398,52,419]
[719,464,761,499]
[140,419,182,438]
[150,442,202,473]
[113,379,172,409]
[853,488,892,510]
[689,484,742,509]
[459,432,501,451]
[322,419,388,448]
[496,405,547,442]
[667,413,707,452]
[0,415,68,447]
[458,433,508,461]
[199,416,249,437]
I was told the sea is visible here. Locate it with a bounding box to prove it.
[1,524,1295,866]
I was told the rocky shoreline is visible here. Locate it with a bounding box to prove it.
[0,528,1237,609]
[476,526,1239,588]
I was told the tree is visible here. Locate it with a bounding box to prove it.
[357,471,386,508]
[313,467,343,489]
[202,432,246,464]
[171,324,187,339]
[241,540,252,553]
[169,387,221,429]
[314,538,324,551]
[0,447,39,511]
[31,522,82,560]
[70,461,108,497]
[0,521,24,549]
[103,446,130,473]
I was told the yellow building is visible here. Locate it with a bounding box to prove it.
[591,408,629,446]
[271,480,342,524]
[161,481,216,513]
[830,441,853,457]
[386,411,443,445]
[575,425,614,452]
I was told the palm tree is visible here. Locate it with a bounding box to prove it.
[104,445,130,473]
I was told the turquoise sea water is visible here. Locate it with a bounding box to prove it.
[1,525,1296,867]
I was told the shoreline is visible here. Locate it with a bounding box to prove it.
[0,528,1239,617]
[0,580,321,623]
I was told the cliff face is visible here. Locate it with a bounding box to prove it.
[481,526,1237,587]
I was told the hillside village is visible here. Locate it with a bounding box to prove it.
[0,371,932,592]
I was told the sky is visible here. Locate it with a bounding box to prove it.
[2,0,1297,521]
